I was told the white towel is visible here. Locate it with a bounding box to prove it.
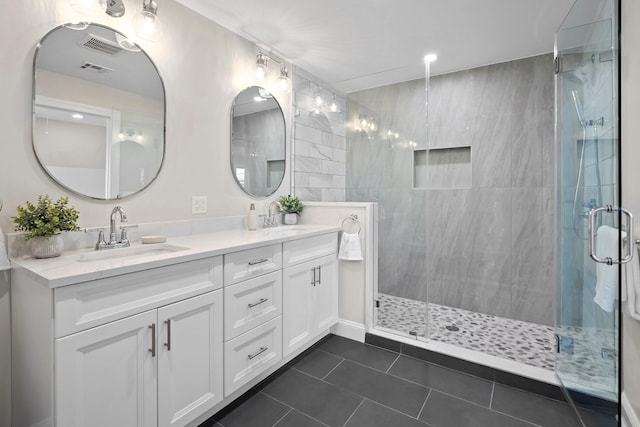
[593,225,624,312]
[338,232,363,261]
[0,225,9,268]
[623,244,640,320]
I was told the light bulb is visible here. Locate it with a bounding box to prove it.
[369,118,376,131]
[360,115,368,128]
[256,64,266,80]
[315,94,324,108]
[69,0,106,17]
[256,53,268,80]
[329,94,338,112]
[133,1,163,43]
[279,67,289,91]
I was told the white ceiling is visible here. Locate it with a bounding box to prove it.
[176,0,575,92]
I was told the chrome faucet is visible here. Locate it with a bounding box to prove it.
[95,206,132,250]
[264,201,281,228]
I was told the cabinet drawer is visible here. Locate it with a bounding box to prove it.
[54,257,223,338]
[282,233,337,268]
[224,317,282,396]
[224,271,282,341]
[224,244,282,285]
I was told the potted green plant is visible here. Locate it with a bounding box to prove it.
[13,195,80,258]
[278,195,303,225]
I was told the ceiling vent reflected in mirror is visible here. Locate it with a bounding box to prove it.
[81,34,123,55]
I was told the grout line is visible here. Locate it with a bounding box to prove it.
[272,408,292,427]
[258,391,330,427]
[355,397,431,423]
[417,389,432,420]
[386,353,401,373]
[322,358,345,380]
[341,398,365,427]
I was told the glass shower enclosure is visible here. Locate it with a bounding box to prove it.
[556,0,623,424]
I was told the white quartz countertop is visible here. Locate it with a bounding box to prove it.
[10,225,341,288]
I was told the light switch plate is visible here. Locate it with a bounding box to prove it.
[191,196,207,214]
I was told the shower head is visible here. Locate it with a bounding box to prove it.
[571,90,587,126]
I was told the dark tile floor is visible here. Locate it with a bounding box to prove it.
[202,335,586,427]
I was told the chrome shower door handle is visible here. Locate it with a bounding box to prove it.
[588,205,634,265]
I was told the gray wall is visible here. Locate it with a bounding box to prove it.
[347,54,556,325]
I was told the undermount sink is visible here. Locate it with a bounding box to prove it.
[261,226,318,237]
[69,243,189,263]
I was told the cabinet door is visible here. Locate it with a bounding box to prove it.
[313,255,339,333]
[56,310,157,427]
[282,260,315,357]
[157,290,223,427]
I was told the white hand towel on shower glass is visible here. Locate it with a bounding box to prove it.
[594,225,624,312]
[338,232,363,261]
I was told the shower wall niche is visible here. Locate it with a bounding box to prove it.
[346,53,556,326]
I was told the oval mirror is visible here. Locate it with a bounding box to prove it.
[231,86,286,197]
[33,23,165,199]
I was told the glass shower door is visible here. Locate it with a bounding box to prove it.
[556,0,621,424]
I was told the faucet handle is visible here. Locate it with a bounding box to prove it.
[120,224,137,246]
[95,230,107,250]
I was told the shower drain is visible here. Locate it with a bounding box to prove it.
[445,325,460,332]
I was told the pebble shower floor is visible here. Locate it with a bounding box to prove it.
[376,293,558,370]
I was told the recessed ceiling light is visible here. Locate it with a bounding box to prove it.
[423,53,438,63]
[71,113,84,119]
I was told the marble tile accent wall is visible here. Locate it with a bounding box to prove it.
[292,67,346,201]
[347,54,556,326]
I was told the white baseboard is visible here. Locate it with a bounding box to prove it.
[623,392,640,427]
[331,319,365,342]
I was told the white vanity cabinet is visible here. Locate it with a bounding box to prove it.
[11,227,341,427]
[11,257,224,427]
[282,234,338,357]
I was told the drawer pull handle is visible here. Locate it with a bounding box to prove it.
[164,319,171,351]
[248,258,269,266]
[248,298,269,308]
[248,346,269,360]
[149,323,156,357]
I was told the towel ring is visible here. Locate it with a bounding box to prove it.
[341,214,361,234]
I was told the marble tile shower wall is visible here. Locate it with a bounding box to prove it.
[292,67,347,201]
[347,54,556,326]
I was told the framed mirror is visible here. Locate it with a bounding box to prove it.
[33,23,165,199]
[231,86,286,197]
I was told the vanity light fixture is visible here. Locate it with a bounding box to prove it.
[359,114,368,128]
[329,93,339,112]
[255,52,289,91]
[69,0,125,18]
[279,67,289,91]
[314,87,324,108]
[133,0,163,43]
[256,53,268,80]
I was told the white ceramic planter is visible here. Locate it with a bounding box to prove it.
[283,213,298,225]
[31,234,64,259]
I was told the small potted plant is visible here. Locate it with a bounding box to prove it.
[13,195,80,258]
[278,195,303,225]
